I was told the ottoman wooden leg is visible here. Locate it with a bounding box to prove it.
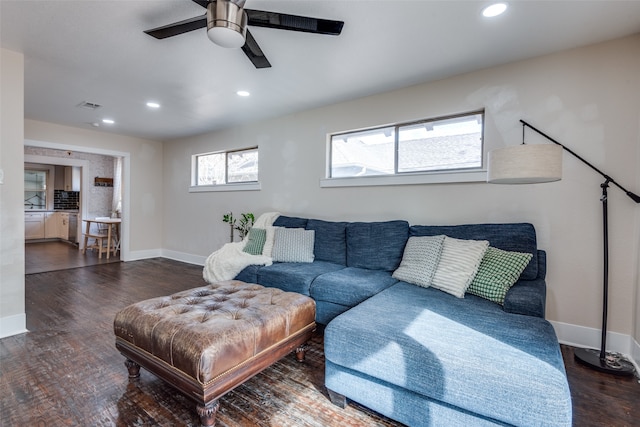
[124,359,140,378]
[295,343,308,362]
[196,400,219,427]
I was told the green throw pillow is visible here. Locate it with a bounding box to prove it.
[243,228,267,255]
[467,246,533,305]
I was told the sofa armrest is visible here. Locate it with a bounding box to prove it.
[503,250,547,318]
[504,278,546,318]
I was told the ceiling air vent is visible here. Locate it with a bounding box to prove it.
[77,101,102,110]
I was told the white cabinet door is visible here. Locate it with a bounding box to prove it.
[44,212,59,238]
[25,212,45,239]
[64,167,81,192]
[58,213,70,240]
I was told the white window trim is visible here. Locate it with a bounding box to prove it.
[190,146,260,192]
[326,110,485,186]
[320,169,487,188]
[189,182,261,193]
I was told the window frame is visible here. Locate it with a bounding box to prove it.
[189,146,261,193]
[323,110,487,187]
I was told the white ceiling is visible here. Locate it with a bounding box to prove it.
[2,0,640,141]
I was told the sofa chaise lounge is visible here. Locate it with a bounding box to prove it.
[230,215,572,426]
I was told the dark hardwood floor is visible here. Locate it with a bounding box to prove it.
[25,240,121,275]
[2,257,639,426]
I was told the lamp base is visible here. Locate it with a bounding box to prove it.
[574,348,636,376]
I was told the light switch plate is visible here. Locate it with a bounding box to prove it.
[0,168,4,184]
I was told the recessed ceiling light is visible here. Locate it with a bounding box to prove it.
[146,101,161,108]
[236,90,250,97]
[102,118,115,125]
[482,3,508,18]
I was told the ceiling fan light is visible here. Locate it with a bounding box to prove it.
[207,1,247,48]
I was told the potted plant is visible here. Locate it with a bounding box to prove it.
[222,212,255,242]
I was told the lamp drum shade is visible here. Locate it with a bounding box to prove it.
[487,144,562,184]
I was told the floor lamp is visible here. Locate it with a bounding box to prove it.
[487,119,639,376]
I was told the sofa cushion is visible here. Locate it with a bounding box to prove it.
[431,237,489,298]
[256,261,344,295]
[272,228,315,263]
[235,264,261,284]
[346,220,409,271]
[306,219,348,265]
[392,235,445,288]
[273,215,308,229]
[410,223,538,280]
[325,282,571,427]
[468,247,533,305]
[310,267,398,307]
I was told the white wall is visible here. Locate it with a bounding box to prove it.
[0,48,27,338]
[24,120,164,258]
[163,35,640,356]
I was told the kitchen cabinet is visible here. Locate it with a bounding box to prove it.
[26,211,77,242]
[64,167,81,191]
[25,212,45,239]
[58,213,70,241]
[45,212,59,238]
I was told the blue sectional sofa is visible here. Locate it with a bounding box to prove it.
[235,216,572,426]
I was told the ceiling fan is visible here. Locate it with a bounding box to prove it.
[144,0,344,69]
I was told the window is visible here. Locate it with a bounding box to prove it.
[25,170,48,209]
[329,111,484,179]
[191,147,259,191]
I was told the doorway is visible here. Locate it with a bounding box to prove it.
[24,146,127,273]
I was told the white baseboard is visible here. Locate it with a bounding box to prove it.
[0,313,28,339]
[125,248,163,261]
[551,320,639,372]
[161,249,206,266]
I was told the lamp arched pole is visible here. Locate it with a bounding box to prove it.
[521,120,639,376]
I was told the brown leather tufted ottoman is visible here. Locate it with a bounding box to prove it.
[114,280,316,426]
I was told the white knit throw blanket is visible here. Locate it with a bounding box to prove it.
[202,212,280,283]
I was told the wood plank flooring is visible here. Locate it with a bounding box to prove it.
[25,241,121,274]
[2,258,640,426]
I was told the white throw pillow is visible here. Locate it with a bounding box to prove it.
[431,236,489,298]
[262,226,276,257]
[392,235,445,288]
[272,227,315,263]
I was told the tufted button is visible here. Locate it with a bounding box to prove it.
[206,303,221,312]
[192,290,213,297]
[174,306,192,315]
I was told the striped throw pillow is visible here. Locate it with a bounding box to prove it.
[431,236,489,298]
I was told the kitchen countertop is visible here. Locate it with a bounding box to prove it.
[24,210,79,213]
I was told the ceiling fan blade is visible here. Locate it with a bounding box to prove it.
[144,14,207,39]
[191,0,209,8]
[245,9,344,35]
[241,29,271,69]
